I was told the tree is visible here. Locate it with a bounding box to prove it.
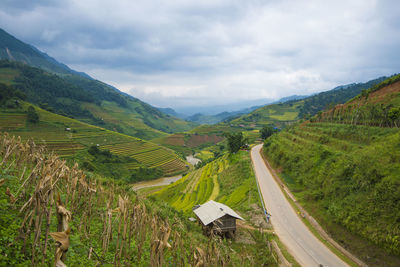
[388,107,400,127]
[260,125,275,140]
[224,132,246,153]
[26,106,39,123]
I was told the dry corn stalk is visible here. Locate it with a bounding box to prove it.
[51,195,71,266]
[50,227,70,267]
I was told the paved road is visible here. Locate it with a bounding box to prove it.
[251,144,348,267]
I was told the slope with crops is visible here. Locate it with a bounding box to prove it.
[262,76,400,266]
[153,150,263,221]
[0,95,187,178]
[152,132,225,156]
[0,132,277,266]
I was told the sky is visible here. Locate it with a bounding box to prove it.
[1,0,400,110]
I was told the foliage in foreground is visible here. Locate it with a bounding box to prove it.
[0,133,276,266]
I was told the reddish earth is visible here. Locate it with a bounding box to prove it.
[163,134,185,146]
[187,134,224,147]
[365,80,400,104]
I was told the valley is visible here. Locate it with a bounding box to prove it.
[0,25,399,266]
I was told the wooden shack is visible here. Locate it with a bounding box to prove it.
[193,200,244,237]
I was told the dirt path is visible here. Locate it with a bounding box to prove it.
[236,220,273,233]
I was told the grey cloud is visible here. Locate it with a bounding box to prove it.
[0,0,399,108]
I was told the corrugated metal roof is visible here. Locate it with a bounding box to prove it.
[193,200,244,226]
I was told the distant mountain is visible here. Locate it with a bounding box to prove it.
[174,98,273,116]
[273,94,308,104]
[183,104,262,125]
[163,96,310,125]
[157,107,187,119]
[0,28,196,139]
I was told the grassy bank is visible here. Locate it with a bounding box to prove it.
[263,122,400,266]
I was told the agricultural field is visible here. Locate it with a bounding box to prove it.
[152,132,224,156]
[0,101,187,177]
[153,151,263,221]
[0,132,277,266]
[228,101,302,129]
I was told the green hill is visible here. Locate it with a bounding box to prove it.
[0,28,196,140]
[262,76,400,266]
[0,60,196,140]
[0,92,187,179]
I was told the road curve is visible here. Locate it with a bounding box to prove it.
[251,144,348,267]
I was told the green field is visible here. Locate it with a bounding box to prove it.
[153,151,262,220]
[229,101,302,128]
[0,102,187,177]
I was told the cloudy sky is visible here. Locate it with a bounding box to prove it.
[1,0,399,109]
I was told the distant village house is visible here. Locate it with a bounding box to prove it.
[193,200,244,237]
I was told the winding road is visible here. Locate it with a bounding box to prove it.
[251,144,348,267]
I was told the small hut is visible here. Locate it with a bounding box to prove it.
[193,200,244,237]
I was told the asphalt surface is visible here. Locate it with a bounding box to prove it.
[251,144,348,267]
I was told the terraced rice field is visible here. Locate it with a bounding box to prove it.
[153,151,260,215]
[0,103,187,175]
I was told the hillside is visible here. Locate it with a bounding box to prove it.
[0,95,187,179]
[262,76,400,266]
[228,76,387,129]
[152,132,224,156]
[0,60,196,140]
[0,28,196,140]
[153,151,265,222]
[0,133,277,266]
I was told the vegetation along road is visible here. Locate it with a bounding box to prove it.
[251,144,347,267]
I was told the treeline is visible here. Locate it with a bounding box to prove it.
[0,82,25,107]
[315,102,400,127]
